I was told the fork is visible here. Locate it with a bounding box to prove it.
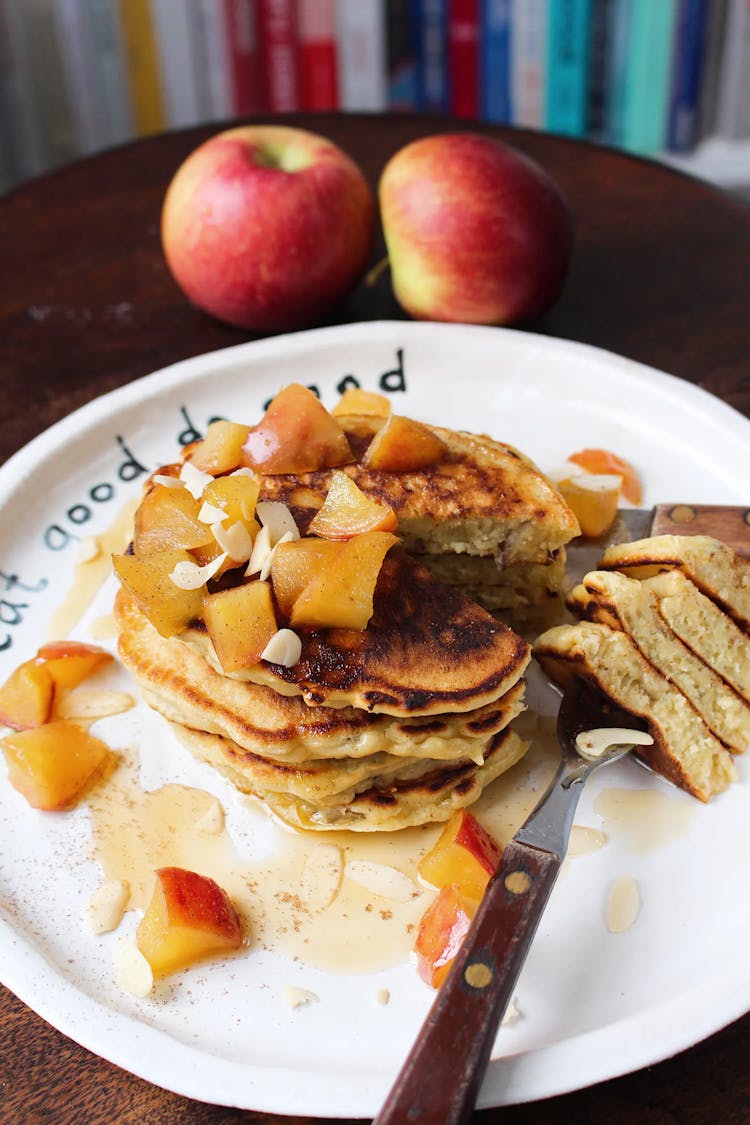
[373,678,653,1125]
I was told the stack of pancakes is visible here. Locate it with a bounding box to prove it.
[259,414,579,630]
[114,410,582,831]
[535,535,750,801]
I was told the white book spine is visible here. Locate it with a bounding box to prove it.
[85,0,134,144]
[149,0,204,127]
[196,0,234,121]
[335,0,387,111]
[716,0,750,138]
[510,0,548,128]
[54,0,102,153]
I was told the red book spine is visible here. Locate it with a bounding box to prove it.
[297,0,338,110]
[448,0,479,118]
[223,0,265,113]
[257,0,300,111]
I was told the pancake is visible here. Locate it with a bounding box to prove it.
[254,414,579,566]
[568,570,750,754]
[171,722,530,831]
[599,535,750,632]
[116,590,526,765]
[533,620,737,801]
[180,550,531,716]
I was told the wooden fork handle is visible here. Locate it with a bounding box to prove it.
[373,841,561,1125]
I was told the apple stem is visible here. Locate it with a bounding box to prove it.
[365,255,390,288]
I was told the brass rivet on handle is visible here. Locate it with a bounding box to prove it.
[504,870,532,895]
[669,505,696,525]
[464,962,494,990]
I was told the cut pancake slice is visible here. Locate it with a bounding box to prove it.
[170,724,529,832]
[181,551,531,717]
[645,570,750,705]
[600,535,750,633]
[534,621,736,801]
[568,570,750,754]
[116,590,525,765]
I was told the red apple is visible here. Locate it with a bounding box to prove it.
[161,125,375,331]
[379,133,572,325]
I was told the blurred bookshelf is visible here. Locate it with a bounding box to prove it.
[1,0,748,197]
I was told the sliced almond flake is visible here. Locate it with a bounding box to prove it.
[212,519,254,562]
[170,553,228,590]
[85,879,130,934]
[196,796,225,835]
[230,467,256,479]
[179,461,213,500]
[261,627,302,668]
[344,861,420,903]
[260,530,294,582]
[245,525,271,577]
[198,501,228,524]
[375,988,390,1006]
[56,689,135,721]
[300,844,343,909]
[255,501,300,546]
[283,985,319,1010]
[152,473,185,490]
[114,940,153,997]
[77,537,101,563]
[502,996,521,1026]
[563,471,623,492]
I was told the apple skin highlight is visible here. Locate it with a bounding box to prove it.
[162,126,375,332]
[379,133,573,326]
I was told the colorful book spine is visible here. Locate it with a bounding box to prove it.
[667,0,710,152]
[510,0,547,127]
[257,0,300,112]
[297,0,338,110]
[54,0,103,154]
[195,0,234,122]
[223,0,264,114]
[715,0,750,139]
[481,0,512,123]
[621,0,678,154]
[86,0,135,146]
[602,0,630,145]
[335,0,387,111]
[586,0,613,141]
[117,0,166,135]
[387,0,420,111]
[150,0,205,128]
[544,0,593,136]
[19,0,78,167]
[696,0,727,139]
[414,0,448,112]
[448,0,479,118]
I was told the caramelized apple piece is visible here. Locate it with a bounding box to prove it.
[362,414,446,472]
[134,484,214,555]
[2,719,110,809]
[203,580,277,671]
[36,640,113,690]
[0,660,54,730]
[307,471,398,539]
[136,866,243,977]
[113,550,204,638]
[202,474,260,530]
[413,884,478,989]
[557,473,621,538]
[290,531,398,630]
[187,420,250,475]
[418,810,501,901]
[330,388,391,417]
[568,448,643,505]
[241,384,353,474]
[270,538,344,617]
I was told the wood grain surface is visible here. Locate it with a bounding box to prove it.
[1,113,749,1124]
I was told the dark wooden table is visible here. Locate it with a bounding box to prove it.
[1,113,749,1125]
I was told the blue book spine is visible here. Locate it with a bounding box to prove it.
[667,0,710,151]
[416,0,449,111]
[621,0,678,154]
[586,0,614,140]
[545,0,594,136]
[481,0,512,121]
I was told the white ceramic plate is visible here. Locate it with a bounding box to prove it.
[1,321,749,1117]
